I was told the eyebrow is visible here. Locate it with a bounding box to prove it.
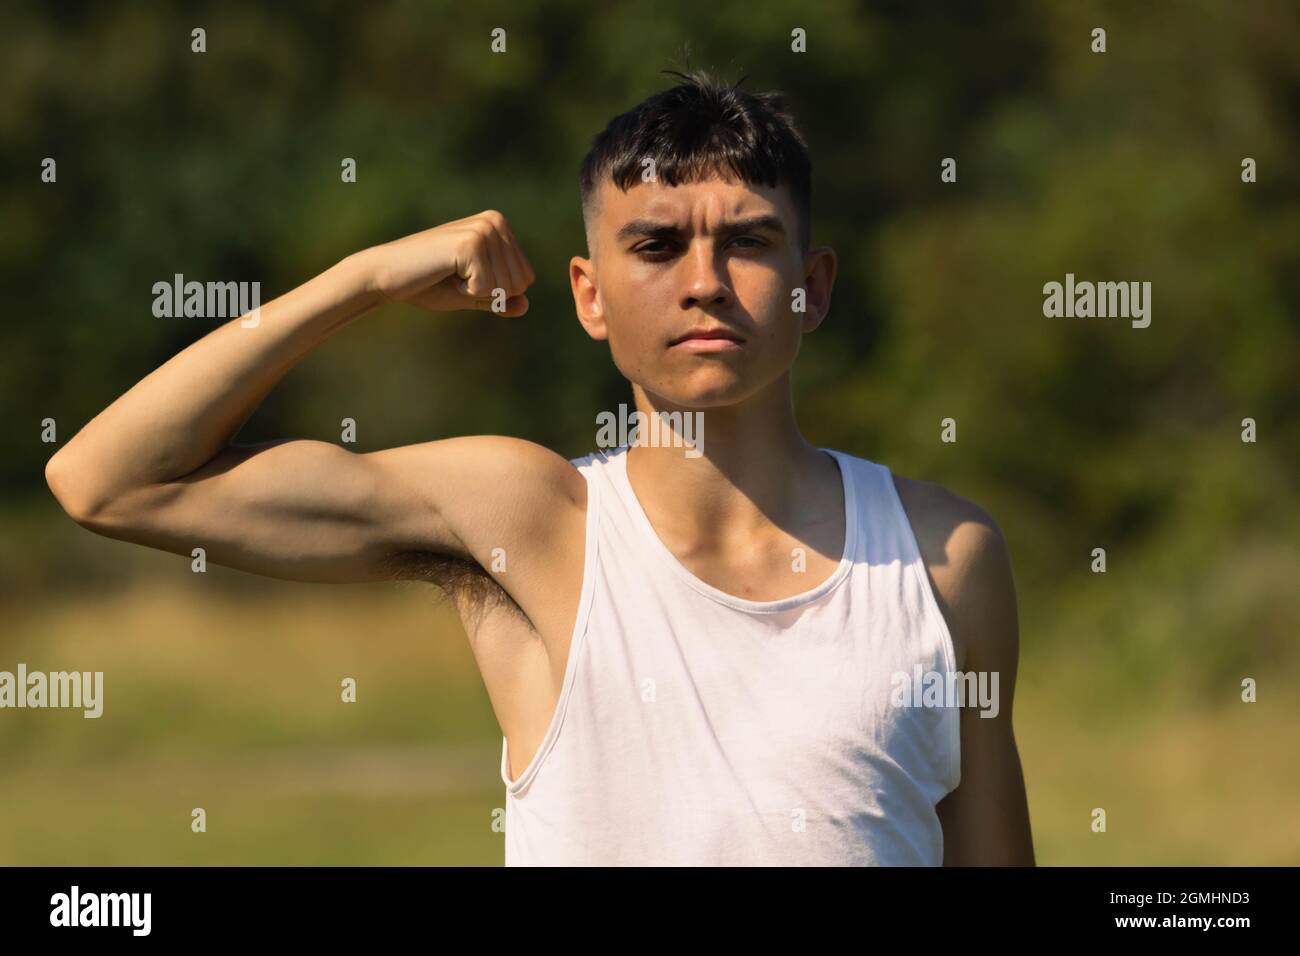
[615,214,786,243]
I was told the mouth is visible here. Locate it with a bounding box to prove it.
[668,327,746,353]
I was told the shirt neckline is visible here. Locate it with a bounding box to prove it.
[606,445,858,613]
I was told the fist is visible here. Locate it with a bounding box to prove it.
[364,210,536,315]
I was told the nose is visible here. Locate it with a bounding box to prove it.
[680,240,732,310]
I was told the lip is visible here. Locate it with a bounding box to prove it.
[668,327,745,352]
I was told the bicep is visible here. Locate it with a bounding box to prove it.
[79,438,454,583]
[77,435,585,588]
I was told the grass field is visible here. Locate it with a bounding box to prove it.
[2,578,1296,865]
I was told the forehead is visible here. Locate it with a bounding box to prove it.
[593,174,791,227]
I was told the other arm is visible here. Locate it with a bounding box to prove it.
[935,509,1034,868]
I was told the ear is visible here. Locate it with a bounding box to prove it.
[799,245,837,333]
[570,254,608,341]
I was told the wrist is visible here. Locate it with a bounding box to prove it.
[335,248,386,308]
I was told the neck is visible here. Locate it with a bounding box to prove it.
[624,375,839,538]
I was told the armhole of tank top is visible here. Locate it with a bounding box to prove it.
[502,459,602,797]
[881,465,963,792]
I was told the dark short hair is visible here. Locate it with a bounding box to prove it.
[579,68,813,252]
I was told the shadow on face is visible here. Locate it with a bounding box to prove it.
[570,174,837,411]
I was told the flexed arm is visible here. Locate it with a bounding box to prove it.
[44,213,587,629]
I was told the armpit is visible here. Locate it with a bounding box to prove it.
[380,549,529,628]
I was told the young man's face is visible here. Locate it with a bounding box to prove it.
[571,174,836,411]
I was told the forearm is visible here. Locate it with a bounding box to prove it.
[48,251,379,511]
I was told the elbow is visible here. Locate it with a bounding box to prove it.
[45,449,113,527]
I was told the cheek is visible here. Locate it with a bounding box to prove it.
[602,285,670,368]
[753,305,805,361]
[743,267,804,337]
[604,317,658,383]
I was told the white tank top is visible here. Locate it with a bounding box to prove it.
[500,445,961,865]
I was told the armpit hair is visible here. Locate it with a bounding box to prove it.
[379,550,529,626]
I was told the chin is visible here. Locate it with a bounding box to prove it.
[651,372,763,410]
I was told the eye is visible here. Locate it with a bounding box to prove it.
[634,236,766,258]
[634,240,676,257]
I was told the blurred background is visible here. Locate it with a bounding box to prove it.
[2,0,1297,864]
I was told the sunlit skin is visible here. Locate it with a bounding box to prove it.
[45,169,1034,865]
[573,174,1032,866]
[575,175,833,410]
[569,176,853,592]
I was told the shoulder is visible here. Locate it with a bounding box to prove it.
[889,472,1018,673]
[370,435,590,627]
[889,473,1006,582]
[369,434,588,517]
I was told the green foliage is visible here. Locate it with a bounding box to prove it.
[2,3,1296,678]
